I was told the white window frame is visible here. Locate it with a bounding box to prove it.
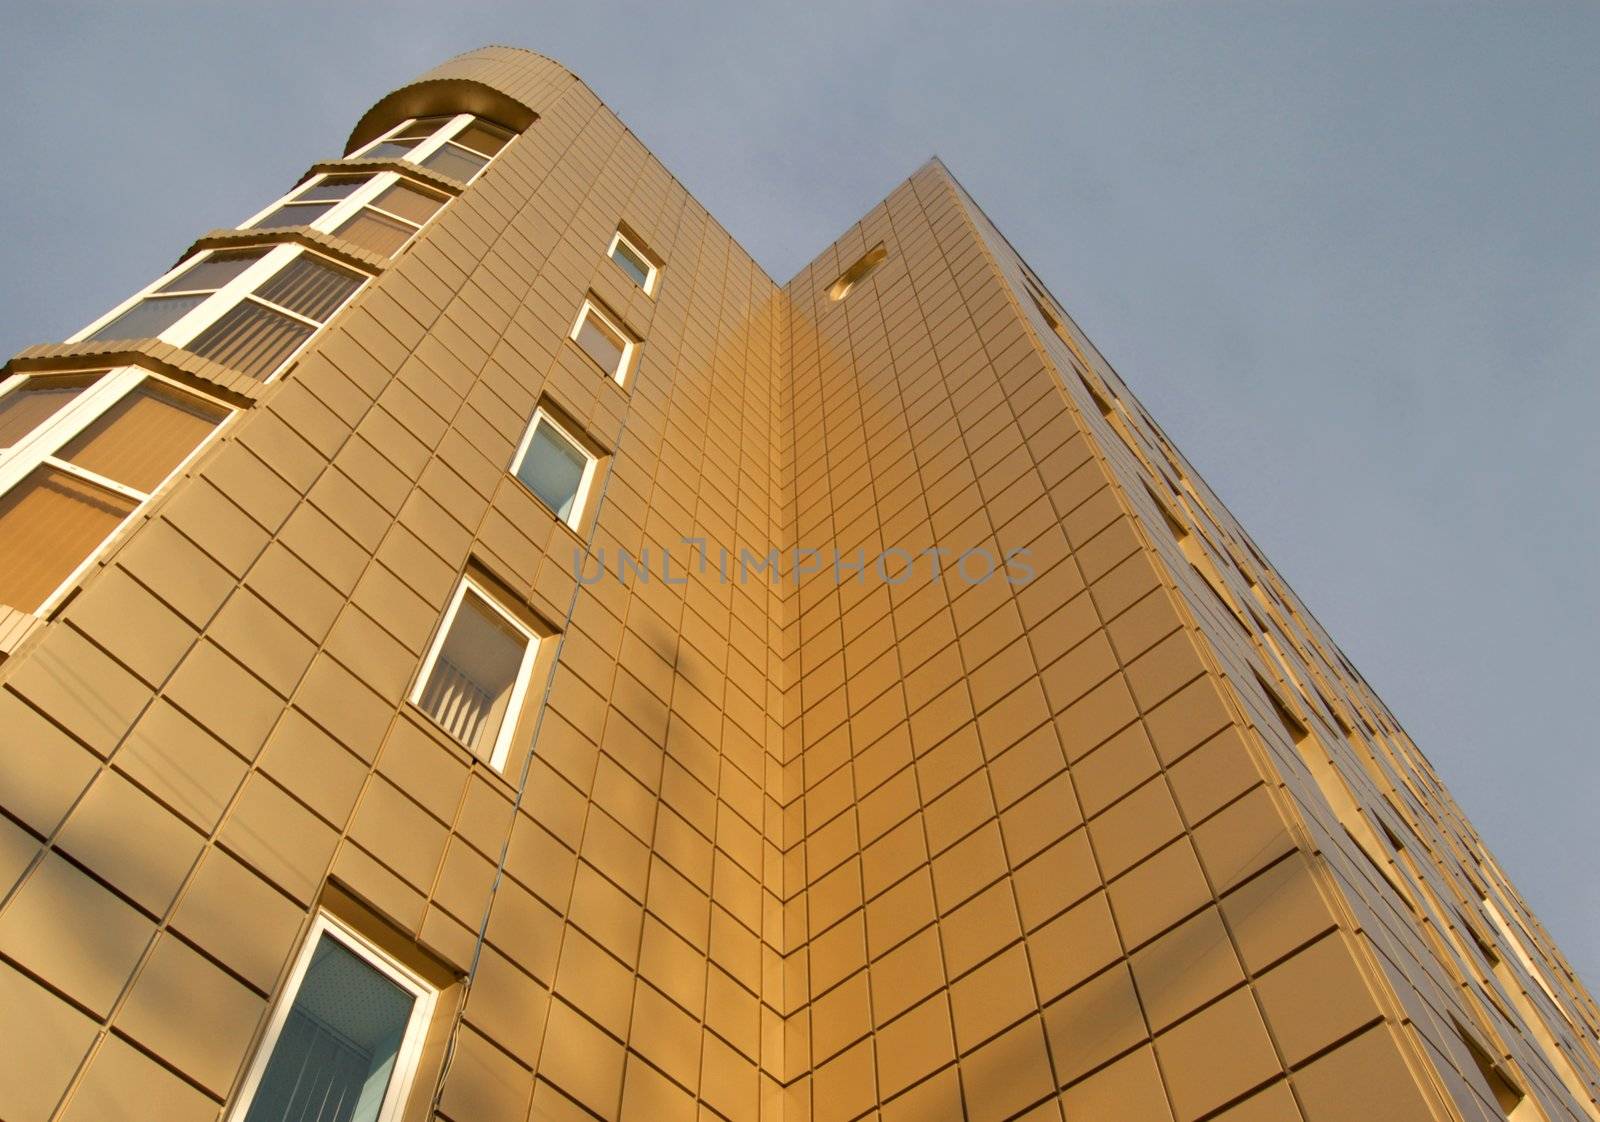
[0,365,235,616]
[67,244,368,384]
[510,406,600,530]
[607,229,659,295]
[239,171,448,259]
[227,912,437,1122]
[409,576,539,772]
[349,114,506,185]
[568,299,636,385]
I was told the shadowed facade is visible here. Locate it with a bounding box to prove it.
[0,45,1596,1122]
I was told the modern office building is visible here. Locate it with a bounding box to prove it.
[0,44,1595,1122]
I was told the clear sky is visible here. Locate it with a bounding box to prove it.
[2,2,1595,982]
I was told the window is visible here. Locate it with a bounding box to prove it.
[569,299,636,384]
[250,175,375,230]
[246,171,447,260]
[512,407,599,529]
[230,914,435,1122]
[350,114,513,185]
[828,243,888,301]
[608,229,659,294]
[87,249,267,342]
[333,181,446,258]
[412,578,539,770]
[0,368,231,614]
[76,246,366,382]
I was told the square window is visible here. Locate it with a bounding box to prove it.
[570,299,636,384]
[231,916,435,1122]
[412,580,539,770]
[608,230,658,293]
[513,408,598,529]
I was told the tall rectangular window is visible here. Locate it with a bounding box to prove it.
[512,407,598,529]
[570,299,636,385]
[411,578,539,771]
[0,368,231,614]
[230,915,435,1122]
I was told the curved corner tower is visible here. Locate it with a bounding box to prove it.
[0,45,1596,1122]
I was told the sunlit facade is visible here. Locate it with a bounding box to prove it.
[1,45,1596,1122]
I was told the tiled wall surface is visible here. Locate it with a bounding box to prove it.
[0,44,1596,1122]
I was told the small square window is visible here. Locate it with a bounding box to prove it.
[570,299,636,384]
[412,579,539,770]
[513,408,598,529]
[608,230,659,293]
[231,916,435,1122]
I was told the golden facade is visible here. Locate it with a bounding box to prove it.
[0,46,1595,1122]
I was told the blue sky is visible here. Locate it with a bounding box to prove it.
[3,2,1596,982]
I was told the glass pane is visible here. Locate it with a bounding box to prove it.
[517,419,588,522]
[610,240,651,288]
[0,375,101,449]
[251,201,336,230]
[243,933,417,1122]
[419,144,488,183]
[450,121,512,157]
[390,115,457,141]
[59,382,227,493]
[85,294,206,342]
[187,300,315,380]
[155,250,268,294]
[359,138,420,162]
[419,592,528,755]
[296,175,372,202]
[255,256,365,322]
[574,309,626,377]
[369,182,444,225]
[335,210,415,258]
[0,467,137,613]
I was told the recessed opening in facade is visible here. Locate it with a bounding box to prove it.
[609,226,661,294]
[1458,1026,1540,1121]
[828,243,888,301]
